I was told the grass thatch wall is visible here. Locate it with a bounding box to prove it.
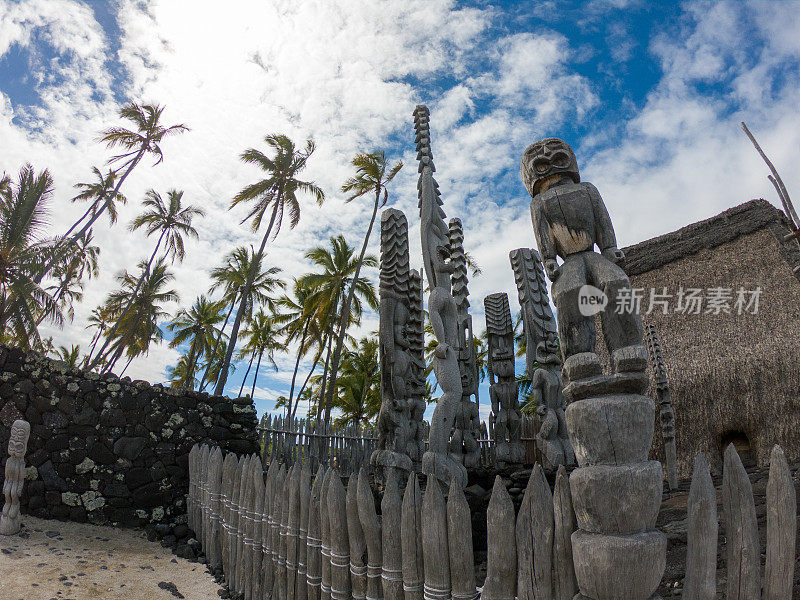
[597,200,800,477]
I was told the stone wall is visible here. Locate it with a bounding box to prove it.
[0,345,259,528]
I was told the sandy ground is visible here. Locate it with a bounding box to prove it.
[0,516,223,600]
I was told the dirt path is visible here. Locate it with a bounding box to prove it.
[0,516,222,600]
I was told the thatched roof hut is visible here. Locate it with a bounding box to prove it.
[612,199,800,477]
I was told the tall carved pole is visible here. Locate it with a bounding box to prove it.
[0,419,31,535]
[645,323,678,490]
[372,208,415,475]
[406,268,427,464]
[521,137,665,599]
[415,104,468,488]
[484,292,523,465]
[509,247,573,471]
[448,217,481,469]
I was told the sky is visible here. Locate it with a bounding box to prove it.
[1,1,799,422]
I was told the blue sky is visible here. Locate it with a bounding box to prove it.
[1,1,799,421]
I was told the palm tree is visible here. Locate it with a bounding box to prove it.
[235,310,282,400]
[199,246,284,391]
[323,151,402,422]
[42,231,101,323]
[213,134,323,396]
[91,189,203,369]
[61,167,127,242]
[60,103,188,249]
[54,344,81,368]
[273,279,323,418]
[100,258,178,371]
[331,336,381,427]
[167,295,225,390]
[299,234,378,421]
[84,306,112,365]
[0,164,62,349]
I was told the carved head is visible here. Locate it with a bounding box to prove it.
[7,419,30,458]
[520,137,580,196]
[535,335,561,365]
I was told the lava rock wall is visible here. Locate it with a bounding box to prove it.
[0,345,259,528]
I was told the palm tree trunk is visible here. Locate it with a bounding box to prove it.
[214,202,280,396]
[316,327,335,419]
[250,350,263,401]
[199,298,237,391]
[59,202,99,244]
[286,318,310,418]
[239,354,255,398]
[120,355,134,376]
[184,337,199,390]
[291,339,325,419]
[323,190,380,423]
[91,230,166,369]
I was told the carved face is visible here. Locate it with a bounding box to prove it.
[7,419,30,458]
[535,337,560,365]
[520,137,580,196]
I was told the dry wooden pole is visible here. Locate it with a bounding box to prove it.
[262,460,278,597]
[297,465,312,600]
[227,455,243,589]
[357,467,383,600]
[220,452,236,584]
[447,476,477,600]
[347,474,368,600]
[683,453,717,600]
[198,445,209,553]
[276,463,292,600]
[401,472,423,600]
[188,445,198,533]
[482,476,516,600]
[237,454,254,596]
[250,458,265,600]
[381,471,404,600]
[422,476,450,600]
[516,464,553,599]
[551,465,577,600]
[764,445,796,600]
[722,444,760,600]
[270,465,286,600]
[308,466,326,600]
[328,470,352,600]
[288,464,302,599]
[320,467,334,600]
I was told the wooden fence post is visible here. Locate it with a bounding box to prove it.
[381,471,404,600]
[482,476,516,600]
[422,476,450,600]
[683,453,717,600]
[552,464,577,600]
[328,470,352,600]
[401,472,423,600]
[220,452,236,585]
[516,464,553,599]
[277,463,292,600]
[447,476,477,600]
[347,474,368,600]
[321,467,334,600]
[307,465,326,600]
[357,467,383,600]
[722,443,760,600]
[270,465,286,600]
[188,445,197,534]
[237,454,253,596]
[250,457,265,600]
[764,444,796,600]
[288,464,302,599]
[297,465,312,600]
[262,460,277,597]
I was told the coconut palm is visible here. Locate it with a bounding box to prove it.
[273,279,323,418]
[213,134,324,396]
[100,258,179,372]
[199,246,284,391]
[331,336,381,427]
[0,165,62,349]
[41,231,101,324]
[55,103,188,258]
[323,151,402,422]
[167,295,226,390]
[61,167,127,243]
[299,234,378,420]
[84,306,112,366]
[235,310,282,400]
[54,344,81,368]
[91,189,203,370]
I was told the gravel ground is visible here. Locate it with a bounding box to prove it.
[0,516,222,600]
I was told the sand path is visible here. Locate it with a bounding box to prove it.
[0,516,222,600]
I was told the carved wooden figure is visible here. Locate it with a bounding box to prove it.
[484,292,523,465]
[415,104,468,489]
[645,323,678,490]
[0,419,30,535]
[510,248,574,471]
[406,268,427,463]
[373,207,415,475]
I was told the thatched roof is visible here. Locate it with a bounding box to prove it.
[623,199,800,278]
